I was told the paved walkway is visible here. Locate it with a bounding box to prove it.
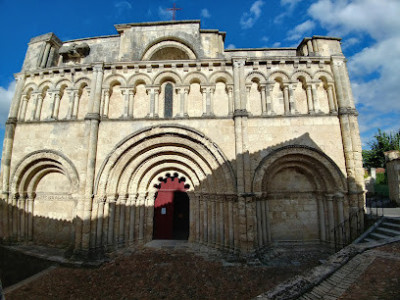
[299,249,400,300]
[255,237,400,300]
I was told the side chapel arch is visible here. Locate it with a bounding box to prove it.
[253,146,346,246]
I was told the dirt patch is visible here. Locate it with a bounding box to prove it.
[6,247,328,300]
[0,247,53,288]
[339,257,400,300]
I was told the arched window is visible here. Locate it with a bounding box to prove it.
[164,83,173,118]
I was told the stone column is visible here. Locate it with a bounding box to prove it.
[227,85,234,116]
[331,56,364,214]
[52,90,61,119]
[384,151,400,205]
[19,95,28,121]
[326,194,335,242]
[288,83,297,114]
[147,87,155,118]
[318,196,326,241]
[177,87,185,117]
[107,195,117,246]
[128,195,137,244]
[260,84,267,115]
[128,89,134,118]
[283,84,290,115]
[72,90,80,119]
[121,88,130,118]
[102,89,110,118]
[306,85,314,113]
[34,93,43,120]
[311,83,320,112]
[327,84,337,113]
[183,87,189,117]
[265,82,274,115]
[75,64,104,255]
[154,87,160,118]
[0,74,25,208]
[95,196,106,248]
[118,195,128,245]
[201,87,207,116]
[26,193,34,241]
[245,84,251,112]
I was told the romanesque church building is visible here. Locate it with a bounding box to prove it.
[0,20,365,256]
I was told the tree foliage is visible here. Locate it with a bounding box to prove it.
[362,129,400,169]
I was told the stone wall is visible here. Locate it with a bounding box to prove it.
[0,20,365,256]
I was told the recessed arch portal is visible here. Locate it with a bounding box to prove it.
[253,146,347,246]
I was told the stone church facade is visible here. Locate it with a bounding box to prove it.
[0,20,365,256]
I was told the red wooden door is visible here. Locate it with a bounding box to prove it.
[153,176,188,239]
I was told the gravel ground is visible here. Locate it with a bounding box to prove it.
[5,245,332,300]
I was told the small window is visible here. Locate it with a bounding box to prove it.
[164,83,173,118]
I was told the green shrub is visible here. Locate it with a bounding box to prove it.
[374,184,389,197]
[375,172,387,185]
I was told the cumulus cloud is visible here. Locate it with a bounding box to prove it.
[201,8,211,18]
[286,20,315,41]
[308,0,400,40]
[226,44,236,49]
[0,81,15,128]
[305,0,400,144]
[240,0,264,29]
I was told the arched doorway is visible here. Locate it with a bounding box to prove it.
[153,173,190,240]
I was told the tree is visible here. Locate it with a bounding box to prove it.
[362,129,400,169]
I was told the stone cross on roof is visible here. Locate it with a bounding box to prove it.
[167,3,182,20]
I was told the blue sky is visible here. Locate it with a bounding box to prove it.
[0,0,399,152]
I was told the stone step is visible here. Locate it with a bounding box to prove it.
[363,238,377,243]
[377,226,400,236]
[370,232,391,240]
[383,221,400,229]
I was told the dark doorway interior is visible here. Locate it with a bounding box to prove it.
[172,191,189,240]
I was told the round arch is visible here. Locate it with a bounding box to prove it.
[10,150,80,195]
[252,145,347,245]
[95,124,236,197]
[142,39,197,61]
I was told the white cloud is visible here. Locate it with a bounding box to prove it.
[275,0,303,24]
[308,0,400,40]
[226,44,236,49]
[261,36,269,42]
[158,6,173,21]
[286,20,315,41]
[114,1,132,17]
[272,42,281,47]
[240,0,264,29]
[304,0,400,145]
[201,8,211,19]
[281,0,303,11]
[0,81,15,128]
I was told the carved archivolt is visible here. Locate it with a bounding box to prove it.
[10,150,80,195]
[95,125,236,196]
[252,145,346,195]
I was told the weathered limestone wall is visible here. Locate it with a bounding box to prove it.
[0,21,365,257]
[385,150,400,205]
